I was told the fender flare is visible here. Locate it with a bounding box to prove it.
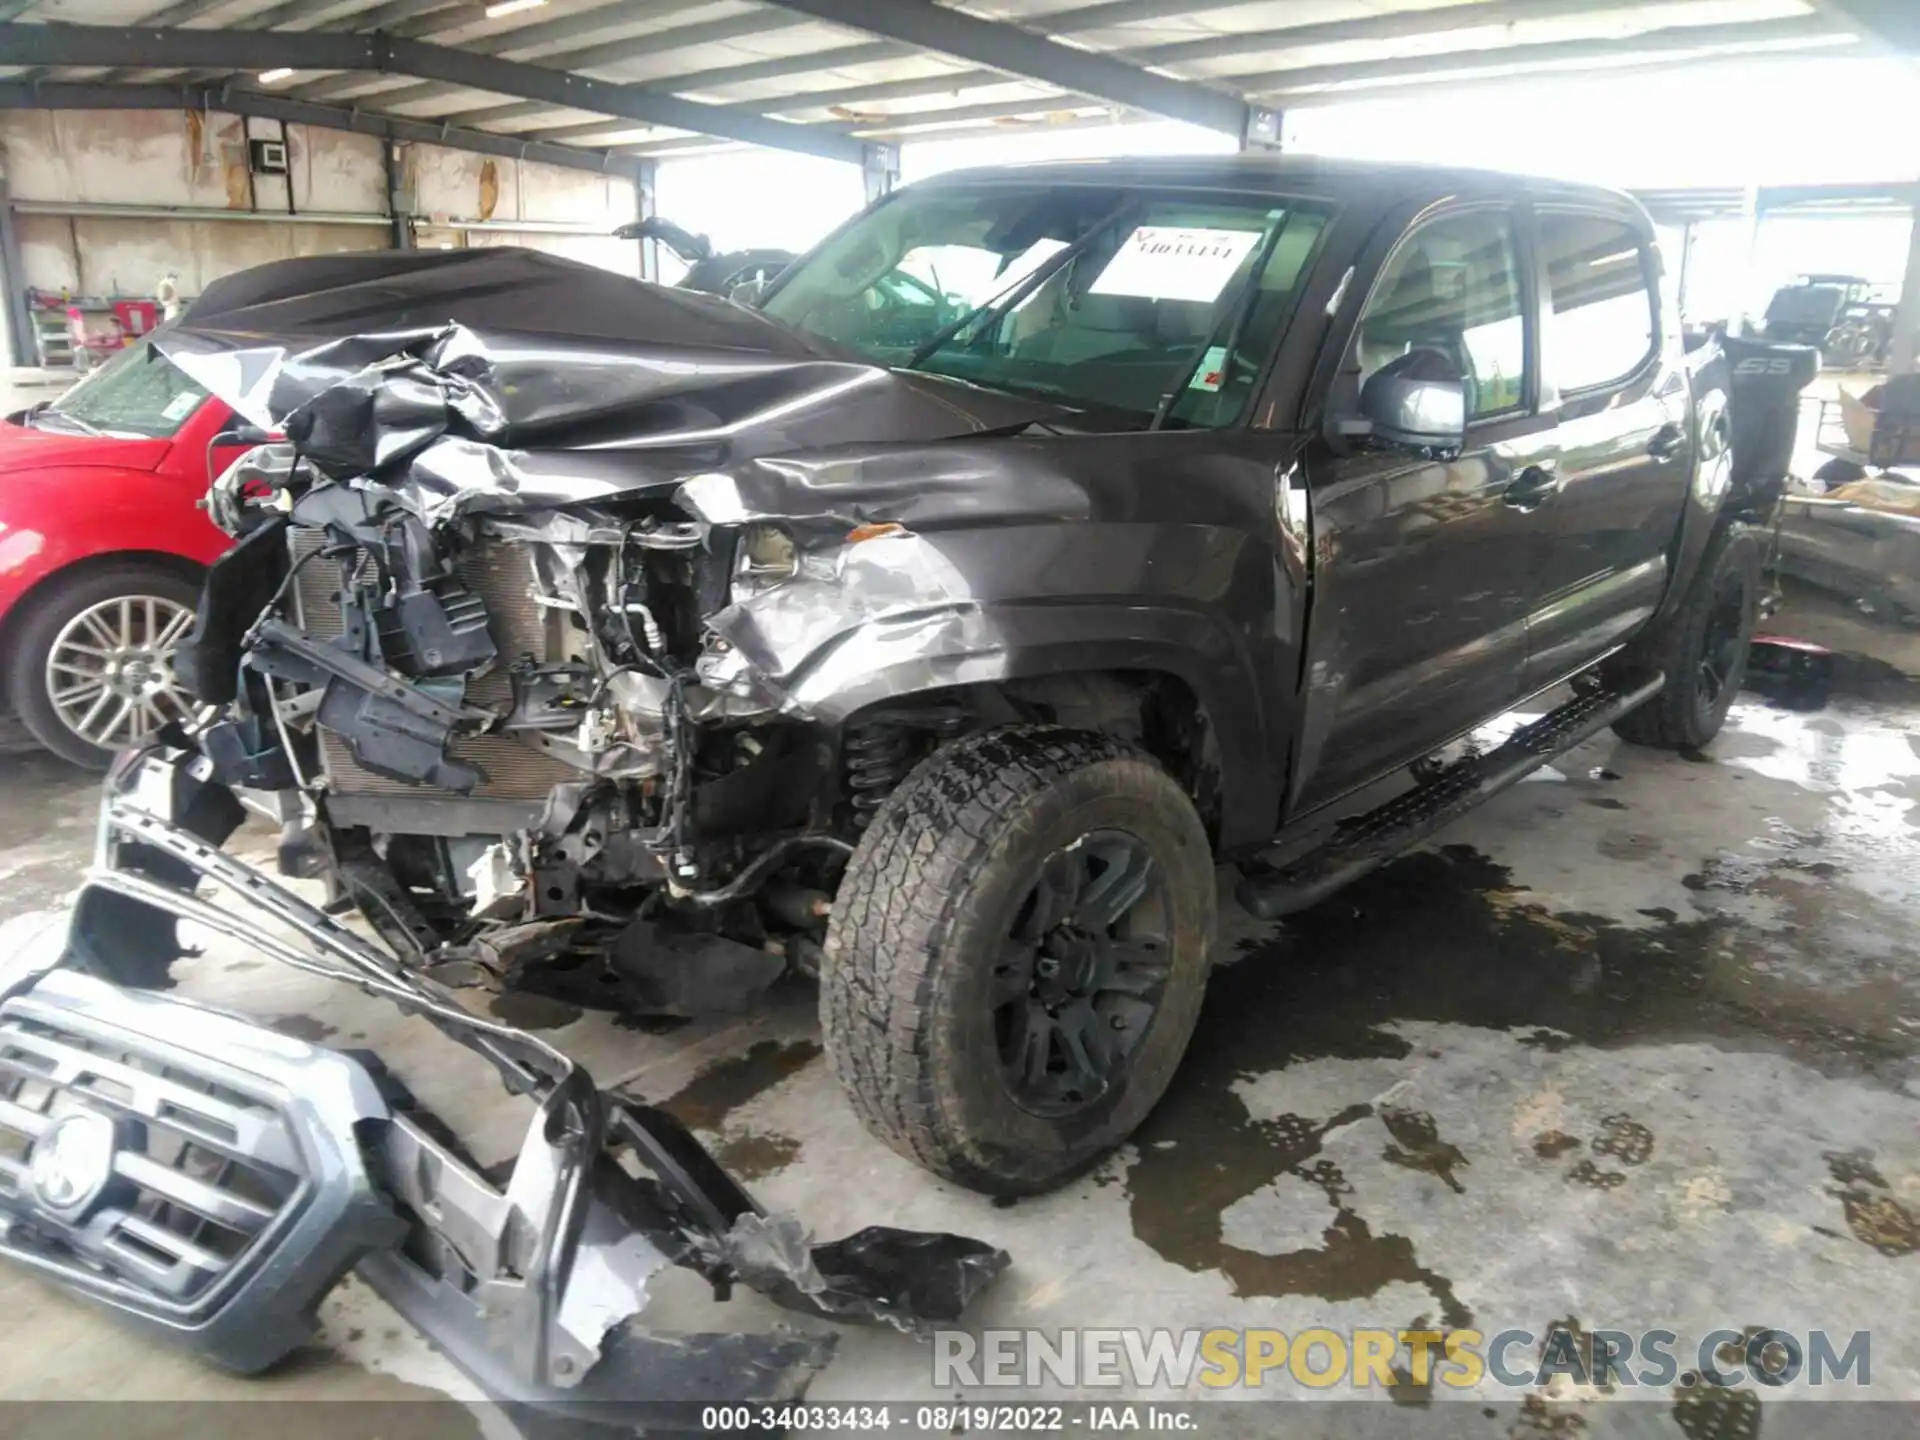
[777,599,1283,850]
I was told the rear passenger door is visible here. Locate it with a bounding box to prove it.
[1523,208,1691,689]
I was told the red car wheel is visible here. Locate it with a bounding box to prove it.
[8,562,201,770]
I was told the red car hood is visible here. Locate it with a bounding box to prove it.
[0,419,172,473]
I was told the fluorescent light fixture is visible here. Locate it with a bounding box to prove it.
[258,68,294,83]
[484,0,547,16]
[1589,248,1639,268]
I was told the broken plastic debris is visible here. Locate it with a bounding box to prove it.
[719,1212,1010,1331]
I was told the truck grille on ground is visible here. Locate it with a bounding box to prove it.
[0,1004,304,1305]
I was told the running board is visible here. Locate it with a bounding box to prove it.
[1236,674,1665,921]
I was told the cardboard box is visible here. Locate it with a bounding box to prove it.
[1838,383,1920,466]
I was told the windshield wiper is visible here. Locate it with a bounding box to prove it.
[32,407,107,438]
[902,197,1141,371]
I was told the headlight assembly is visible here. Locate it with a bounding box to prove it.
[732,522,800,597]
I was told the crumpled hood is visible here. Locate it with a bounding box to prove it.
[155,247,1062,512]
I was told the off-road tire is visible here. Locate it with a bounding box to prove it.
[822,726,1215,1196]
[8,561,201,770]
[1608,525,1760,750]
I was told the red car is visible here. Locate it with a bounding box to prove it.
[0,339,257,768]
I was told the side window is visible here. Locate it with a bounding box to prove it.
[1358,209,1526,421]
[1539,212,1656,394]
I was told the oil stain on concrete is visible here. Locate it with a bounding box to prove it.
[650,1038,823,1132]
[715,1130,804,1180]
[486,990,584,1031]
[1379,1107,1469,1194]
[1824,1149,1918,1257]
[267,1013,338,1043]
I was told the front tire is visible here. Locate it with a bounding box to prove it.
[1608,526,1760,750]
[822,727,1215,1196]
[8,562,201,770]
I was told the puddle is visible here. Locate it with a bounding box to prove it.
[1379,1107,1468,1194]
[715,1130,803,1180]
[1532,1131,1581,1159]
[486,991,583,1031]
[267,1013,337,1042]
[1824,1149,1919,1257]
[645,1038,823,1132]
[1124,842,1916,1312]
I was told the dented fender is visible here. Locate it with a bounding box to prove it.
[678,445,1292,851]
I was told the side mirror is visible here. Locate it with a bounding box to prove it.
[1357,349,1466,454]
[215,421,272,447]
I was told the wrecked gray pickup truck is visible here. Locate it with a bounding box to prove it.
[2,159,1821,1392]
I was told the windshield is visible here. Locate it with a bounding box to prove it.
[37,338,210,439]
[762,183,1331,426]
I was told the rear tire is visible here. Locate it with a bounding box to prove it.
[1608,526,1760,750]
[822,727,1215,1196]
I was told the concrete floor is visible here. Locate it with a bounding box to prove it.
[0,583,1913,1436]
[1,368,1916,1433]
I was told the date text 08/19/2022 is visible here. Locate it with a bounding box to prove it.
[700,1404,1196,1431]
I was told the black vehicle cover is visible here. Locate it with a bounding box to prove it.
[157,247,1061,500]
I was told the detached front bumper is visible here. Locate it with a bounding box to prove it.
[0,745,1005,1417]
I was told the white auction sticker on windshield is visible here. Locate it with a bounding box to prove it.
[1090,226,1262,303]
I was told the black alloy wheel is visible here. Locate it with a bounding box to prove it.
[993,830,1171,1117]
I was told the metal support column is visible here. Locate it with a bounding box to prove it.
[384,142,413,250]
[1894,198,1920,376]
[1675,218,1695,325]
[1241,105,1283,152]
[633,158,659,282]
[862,142,899,205]
[0,182,32,369]
[1739,182,1763,325]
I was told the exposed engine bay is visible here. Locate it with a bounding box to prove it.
[162,246,1063,1017]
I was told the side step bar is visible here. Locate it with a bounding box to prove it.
[1236,674,1665,921]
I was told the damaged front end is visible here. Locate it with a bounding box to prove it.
[0,247,1025,1410]
[0,746,1006,1412]
[158,246,1055,1018]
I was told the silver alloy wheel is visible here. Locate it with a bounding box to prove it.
[44,594,195,750]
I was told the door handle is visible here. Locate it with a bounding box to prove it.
[1502,461,1562,511]
[1647,422,1685,460]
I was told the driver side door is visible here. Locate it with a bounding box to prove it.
[1290,202,1559,815]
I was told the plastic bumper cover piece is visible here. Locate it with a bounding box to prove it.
[0,743,1007,1418]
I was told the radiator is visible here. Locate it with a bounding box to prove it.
[290,532,579,803]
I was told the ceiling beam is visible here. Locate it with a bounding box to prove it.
[752,0,1249,134]
[1236,15,1849,95]
[1130,0,1673,68]
[0,24,869,161]
[0,80,644,177]
[292,3,759,107]
[504,0,1669,139]
[1810,0,1920,53]
[452,0,1246,139]
[97,0,456,87]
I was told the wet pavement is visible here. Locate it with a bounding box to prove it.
[0,582,1914,1435]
